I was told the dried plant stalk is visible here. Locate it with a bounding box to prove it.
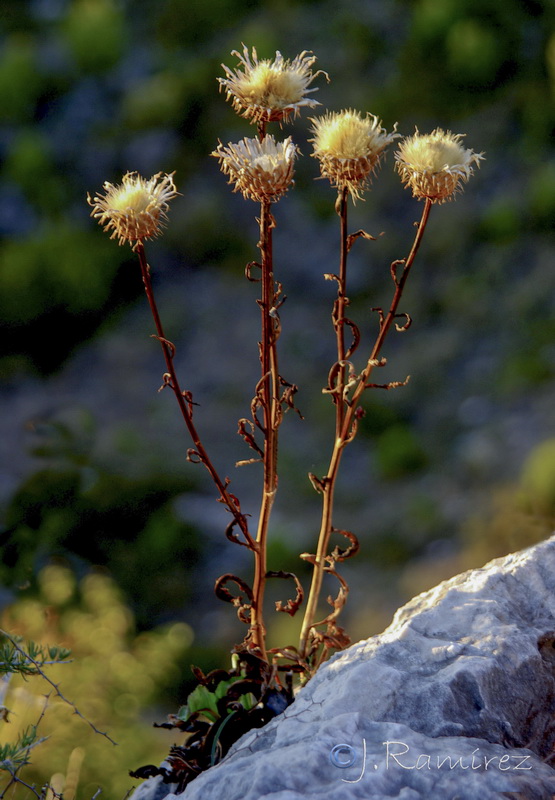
[298,197,433,664]
[249,200,280,658]
[136,242,253,548]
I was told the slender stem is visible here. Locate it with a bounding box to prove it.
[298,198,433,661]
[334,187,349,437]
[135,242,253,548]
[249,200,280,659]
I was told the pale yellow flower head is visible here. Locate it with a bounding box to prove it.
[219,44,328,124]
[212,135,297,203]
[87,171,178,248]
[395,129,484,203]
[310,109,399,200]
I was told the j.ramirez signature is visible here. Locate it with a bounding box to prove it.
[329,740,532,783]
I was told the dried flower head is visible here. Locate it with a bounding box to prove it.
[310,109,399,200]
[87,171,178,248]
[219,44,328,124]
[395,129,484,203]
[212,135,297,203]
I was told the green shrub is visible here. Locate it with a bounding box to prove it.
[1,564,192,799]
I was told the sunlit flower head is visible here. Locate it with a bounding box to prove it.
[212,135,297,203]
[310,109,399,200]
[87,171,178,248]
[395,129,484,203]
[219,44,328,124]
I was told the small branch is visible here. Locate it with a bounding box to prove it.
[1,774,41,800]
[0,630,117,747]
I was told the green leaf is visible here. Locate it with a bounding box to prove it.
[185,685,219,720]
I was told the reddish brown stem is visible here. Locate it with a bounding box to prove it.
[299,198,433,662]
[136,241,253,549]
[249,200,280,659]
[334,187,349,436]
[257,120,268,141]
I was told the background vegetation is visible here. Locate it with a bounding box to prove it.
[1,0,555,796]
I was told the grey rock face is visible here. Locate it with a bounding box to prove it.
[132,536,555,799]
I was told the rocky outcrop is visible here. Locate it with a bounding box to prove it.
[132,536,555,799]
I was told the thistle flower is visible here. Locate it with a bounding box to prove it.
[395,129,484,203]
[212,135,297,203]
[310,109,399,200]
[87,171,178,248]
[219,44,328,124]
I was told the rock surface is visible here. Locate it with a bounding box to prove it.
[132,536,555,799]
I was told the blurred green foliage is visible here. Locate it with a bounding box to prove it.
[464,448,555,600]
[0,228,118,324]
[0,412,203,630]
[1,564,192,799]
[520,438,555,516]
[375,424,428,480]
[0,35,43,122]
[62,0,126,73]
[397,0,552,118]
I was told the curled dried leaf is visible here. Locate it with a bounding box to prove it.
[390,259,406,285]
[181,389,198,416]
[365,375,410,390]
[225,519,255,550]
[343,318,361,359]
[312,566,349,629]
[151,335,176,358]
[245,261,262,282]
[237,418,264,457]
[394,312,412,332]
[344,416,358,444]
[279,376,303,418]
[328,528,360,562]
[323,361,342,398]
[308,474,325,494]
[346,228,376,252]
[267,645,310,674]
[323,360,358,400]
[266,570,304,616]
[158,372,173,392]
[214,574,253,624]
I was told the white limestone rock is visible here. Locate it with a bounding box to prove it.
[133,536,555,799]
